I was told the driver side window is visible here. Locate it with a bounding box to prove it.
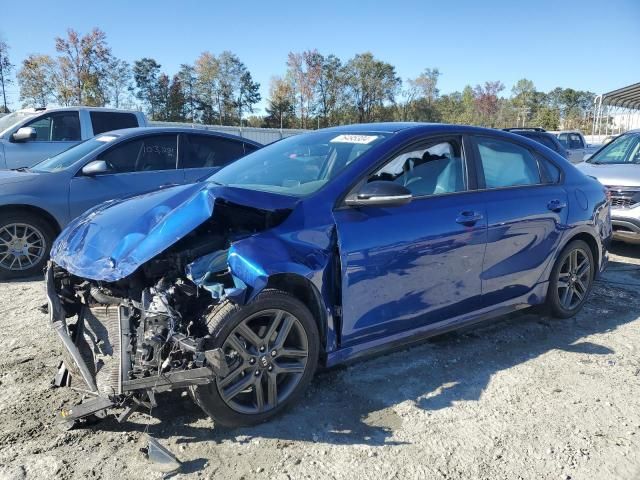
[368,140,467,197]
[24,112,81,142]
[98,134,178,173]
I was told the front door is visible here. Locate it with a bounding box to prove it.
[471,136,569,305]
[333,137,487,348]
[69,133,184,219]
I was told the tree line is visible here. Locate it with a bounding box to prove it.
[0,29,596,132]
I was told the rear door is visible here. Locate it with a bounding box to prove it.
[69,133,184,218]
[4,111,82,169]
[471,135,568,305]
[180,133,248,183]
[333,135,488,347]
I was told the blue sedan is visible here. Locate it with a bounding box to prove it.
[46,123,611,429]
[0,127,260,279]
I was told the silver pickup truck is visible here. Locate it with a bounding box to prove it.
[0,107,147,169]
[554,130,599,164]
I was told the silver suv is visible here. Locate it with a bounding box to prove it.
[576,130,640,243]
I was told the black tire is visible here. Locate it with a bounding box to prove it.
[0,211,56,280]
[190,289,320,428]
[546,239,595,318]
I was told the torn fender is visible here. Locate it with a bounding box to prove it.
[229,227,334,300]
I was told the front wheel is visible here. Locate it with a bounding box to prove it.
[546,240,595,318]
[0,212,56,280]
[190,289,320,428]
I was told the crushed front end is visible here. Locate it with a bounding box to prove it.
[45,260,230,426]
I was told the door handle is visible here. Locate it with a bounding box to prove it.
[547,199,567,212]
[456,211,484,225]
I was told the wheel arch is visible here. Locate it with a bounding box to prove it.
[0,204,62,235]
[567,231,600,268]
[265,272,329,356]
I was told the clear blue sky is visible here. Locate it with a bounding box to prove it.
[2,0,639,113]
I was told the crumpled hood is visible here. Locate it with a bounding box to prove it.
[50,182,299,282]
[575,162,640,187]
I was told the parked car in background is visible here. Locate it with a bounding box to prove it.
[503,128,568,158]
[0,107,147,169]
[575,129,640,243]
[0,127,260,279]
[46,123,610,429]
[554,130,598,163]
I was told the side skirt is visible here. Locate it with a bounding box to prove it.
[325,282,548,367]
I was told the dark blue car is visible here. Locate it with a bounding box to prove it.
[46,123,611,428]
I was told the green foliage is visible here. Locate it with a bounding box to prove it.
[18,54,57,107]
[11,29,598,131]
[0,40,14,113]
[132,57,161,117]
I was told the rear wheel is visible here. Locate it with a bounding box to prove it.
[546,240,595,318]
[0,212,56,280]
[190,289,319,428]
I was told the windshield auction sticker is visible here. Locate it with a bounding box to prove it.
[330,134,379,144]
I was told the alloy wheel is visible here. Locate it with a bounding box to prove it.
[0,223,47,271]
[557,247,592,310]
[216,309,309,415]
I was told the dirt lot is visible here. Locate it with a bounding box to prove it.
[0,244,639,480]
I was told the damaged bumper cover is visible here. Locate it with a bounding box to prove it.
[45,262,229,424]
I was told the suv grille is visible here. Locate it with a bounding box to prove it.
[611,197,637,209]
[606,186,640,210]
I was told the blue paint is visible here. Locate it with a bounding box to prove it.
[51,123,611,365]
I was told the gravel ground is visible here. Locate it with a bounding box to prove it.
[0,243,639,480]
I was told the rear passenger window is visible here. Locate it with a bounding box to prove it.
[538,156,562,183]
[477,138,541,188]
[182,135,245,169]
[90,111,139,135]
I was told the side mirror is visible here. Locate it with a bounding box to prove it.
[583,153,593,161]
[345,180,412,207]
[11,127,36,142]
[81,160,110,176]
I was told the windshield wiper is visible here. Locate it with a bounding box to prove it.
[13,167,31,172]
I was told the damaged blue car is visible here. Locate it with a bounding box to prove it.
[46,123,611,428]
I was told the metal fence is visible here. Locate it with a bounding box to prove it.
[149,121,306,145]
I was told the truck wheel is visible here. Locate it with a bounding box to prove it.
[0,212,56,280]
[545,240,595,318]
[190,289,319,428]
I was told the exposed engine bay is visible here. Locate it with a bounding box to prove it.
[46,199,292,427]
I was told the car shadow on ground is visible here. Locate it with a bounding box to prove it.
[91,257,640,454]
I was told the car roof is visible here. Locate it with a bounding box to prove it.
[318,122,527,137]
[98,126,262,146]
[17,106,142,115]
